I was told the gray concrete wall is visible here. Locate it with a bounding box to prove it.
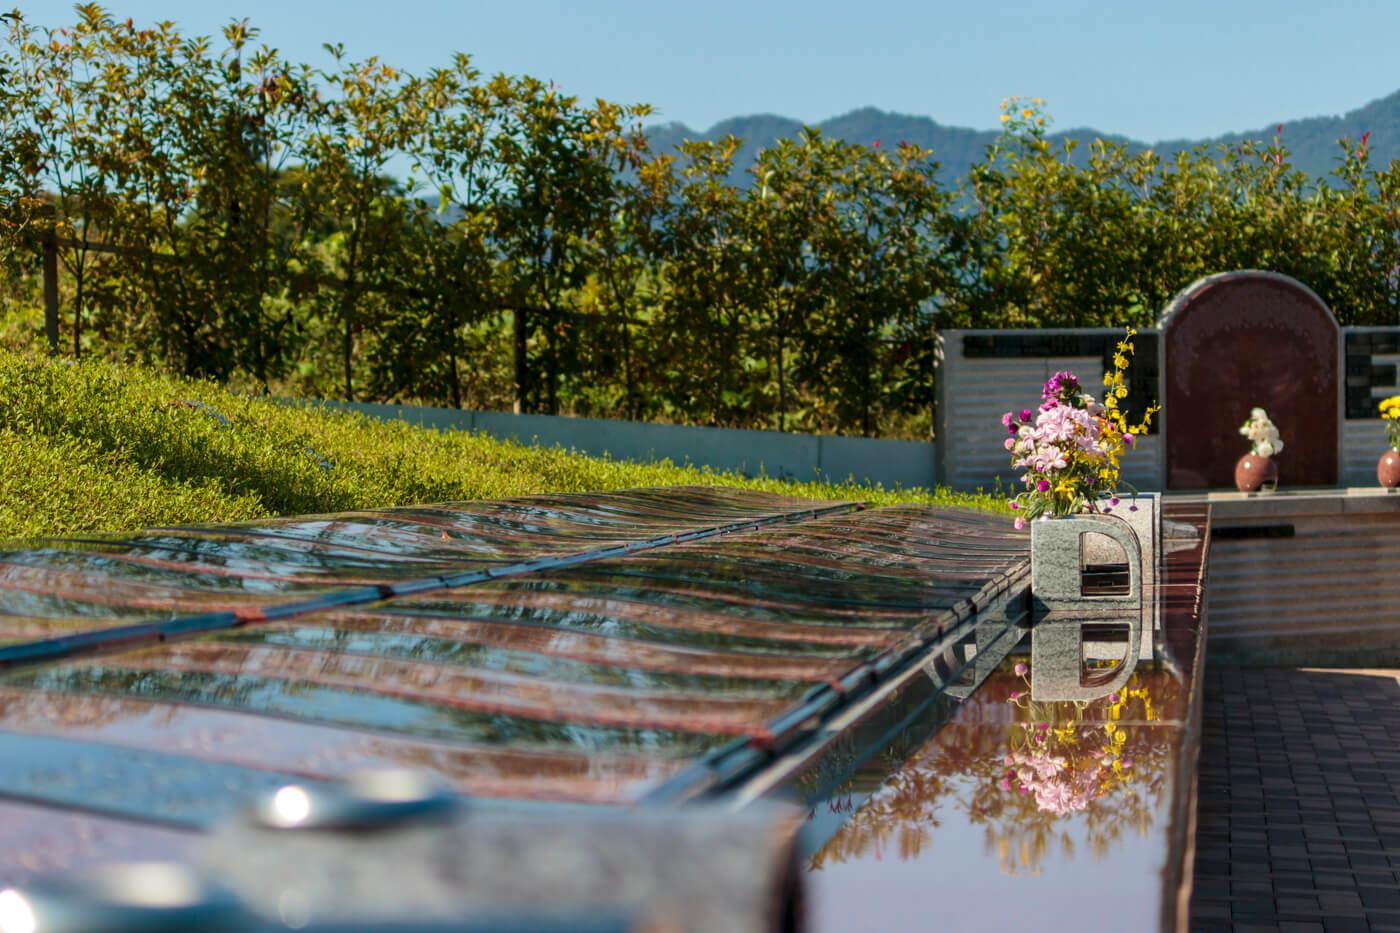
[938,326,1390,494]
[937,329,1163,494]
[284,399,939,491]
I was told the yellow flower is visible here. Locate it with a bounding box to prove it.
[1000,114,1010,123]
[1021,108,1032,118]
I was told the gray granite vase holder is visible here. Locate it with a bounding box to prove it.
[1029,514,1144,702]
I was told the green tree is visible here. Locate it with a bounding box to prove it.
[7,5,125,357]
[301,46,415,401]
[654,137,756,427]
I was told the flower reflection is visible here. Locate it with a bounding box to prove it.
[808,666,1178,876]
[999,664,1154,817]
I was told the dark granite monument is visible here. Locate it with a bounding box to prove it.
[1158,270,1340,489]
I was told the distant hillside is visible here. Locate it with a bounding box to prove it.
[647,91,1400,187]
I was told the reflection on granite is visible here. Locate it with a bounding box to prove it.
[0,800,196,887]
[806,666,1186,931]
[804,503,1209,933]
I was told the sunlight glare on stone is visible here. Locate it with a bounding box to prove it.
[273,785,313,825]
[0,890,36,933]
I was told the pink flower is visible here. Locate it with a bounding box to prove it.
[1019,408,1032,422]
[1004,437,1016,450]
[1009,501,1018,509]
[1109,692,1121,703]
[1009,690,1019,700]
[1036,479,1050,493]
[1014,517,1026,530]
[999,776,1012,790]
[1109,497,1120,506]
[1032,445,1068,472]
[1123,432,1135,446]
[1014,662,1028,676]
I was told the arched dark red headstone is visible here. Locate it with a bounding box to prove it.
[1159,271,1339,490]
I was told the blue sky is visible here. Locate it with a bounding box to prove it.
[19,0,1400,143]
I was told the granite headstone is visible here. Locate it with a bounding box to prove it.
[1158,270,1339,489]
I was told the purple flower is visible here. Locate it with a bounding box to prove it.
[1109,497,1120,506]
[1009,501,1018,509]
[1036,479,1050,493]
[1020,408,1033,422]
[1129,505,1138,512]
[1042,370,1080,403]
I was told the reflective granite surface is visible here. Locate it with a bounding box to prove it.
[0,486,1031,888]
[803,504,1210,933]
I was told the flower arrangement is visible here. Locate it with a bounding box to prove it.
[1001,330,1158,529]
[1238,407,1284,458]
[1380,396,1400,451]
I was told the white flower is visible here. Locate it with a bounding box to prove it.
[1239,407,1283,456]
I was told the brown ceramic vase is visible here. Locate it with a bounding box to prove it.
[1234,454,1278,493]
[1379,449,1400,488]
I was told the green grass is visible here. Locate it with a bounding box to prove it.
[0,350,1007,539]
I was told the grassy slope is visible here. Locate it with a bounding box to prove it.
[0,351,1006,539]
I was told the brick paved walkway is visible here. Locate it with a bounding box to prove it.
[1190,668,1400,932]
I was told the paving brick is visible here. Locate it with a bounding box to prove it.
[1192,667,1400,931]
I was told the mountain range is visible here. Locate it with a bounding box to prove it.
[645,89,1400,186]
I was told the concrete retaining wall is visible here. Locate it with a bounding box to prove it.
[287,399,939,491]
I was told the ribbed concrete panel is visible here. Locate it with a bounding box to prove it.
[1202,503,1400,660]
[1342,420,1390,487]
[938,346,1162,493]
[942,354,1099,492]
